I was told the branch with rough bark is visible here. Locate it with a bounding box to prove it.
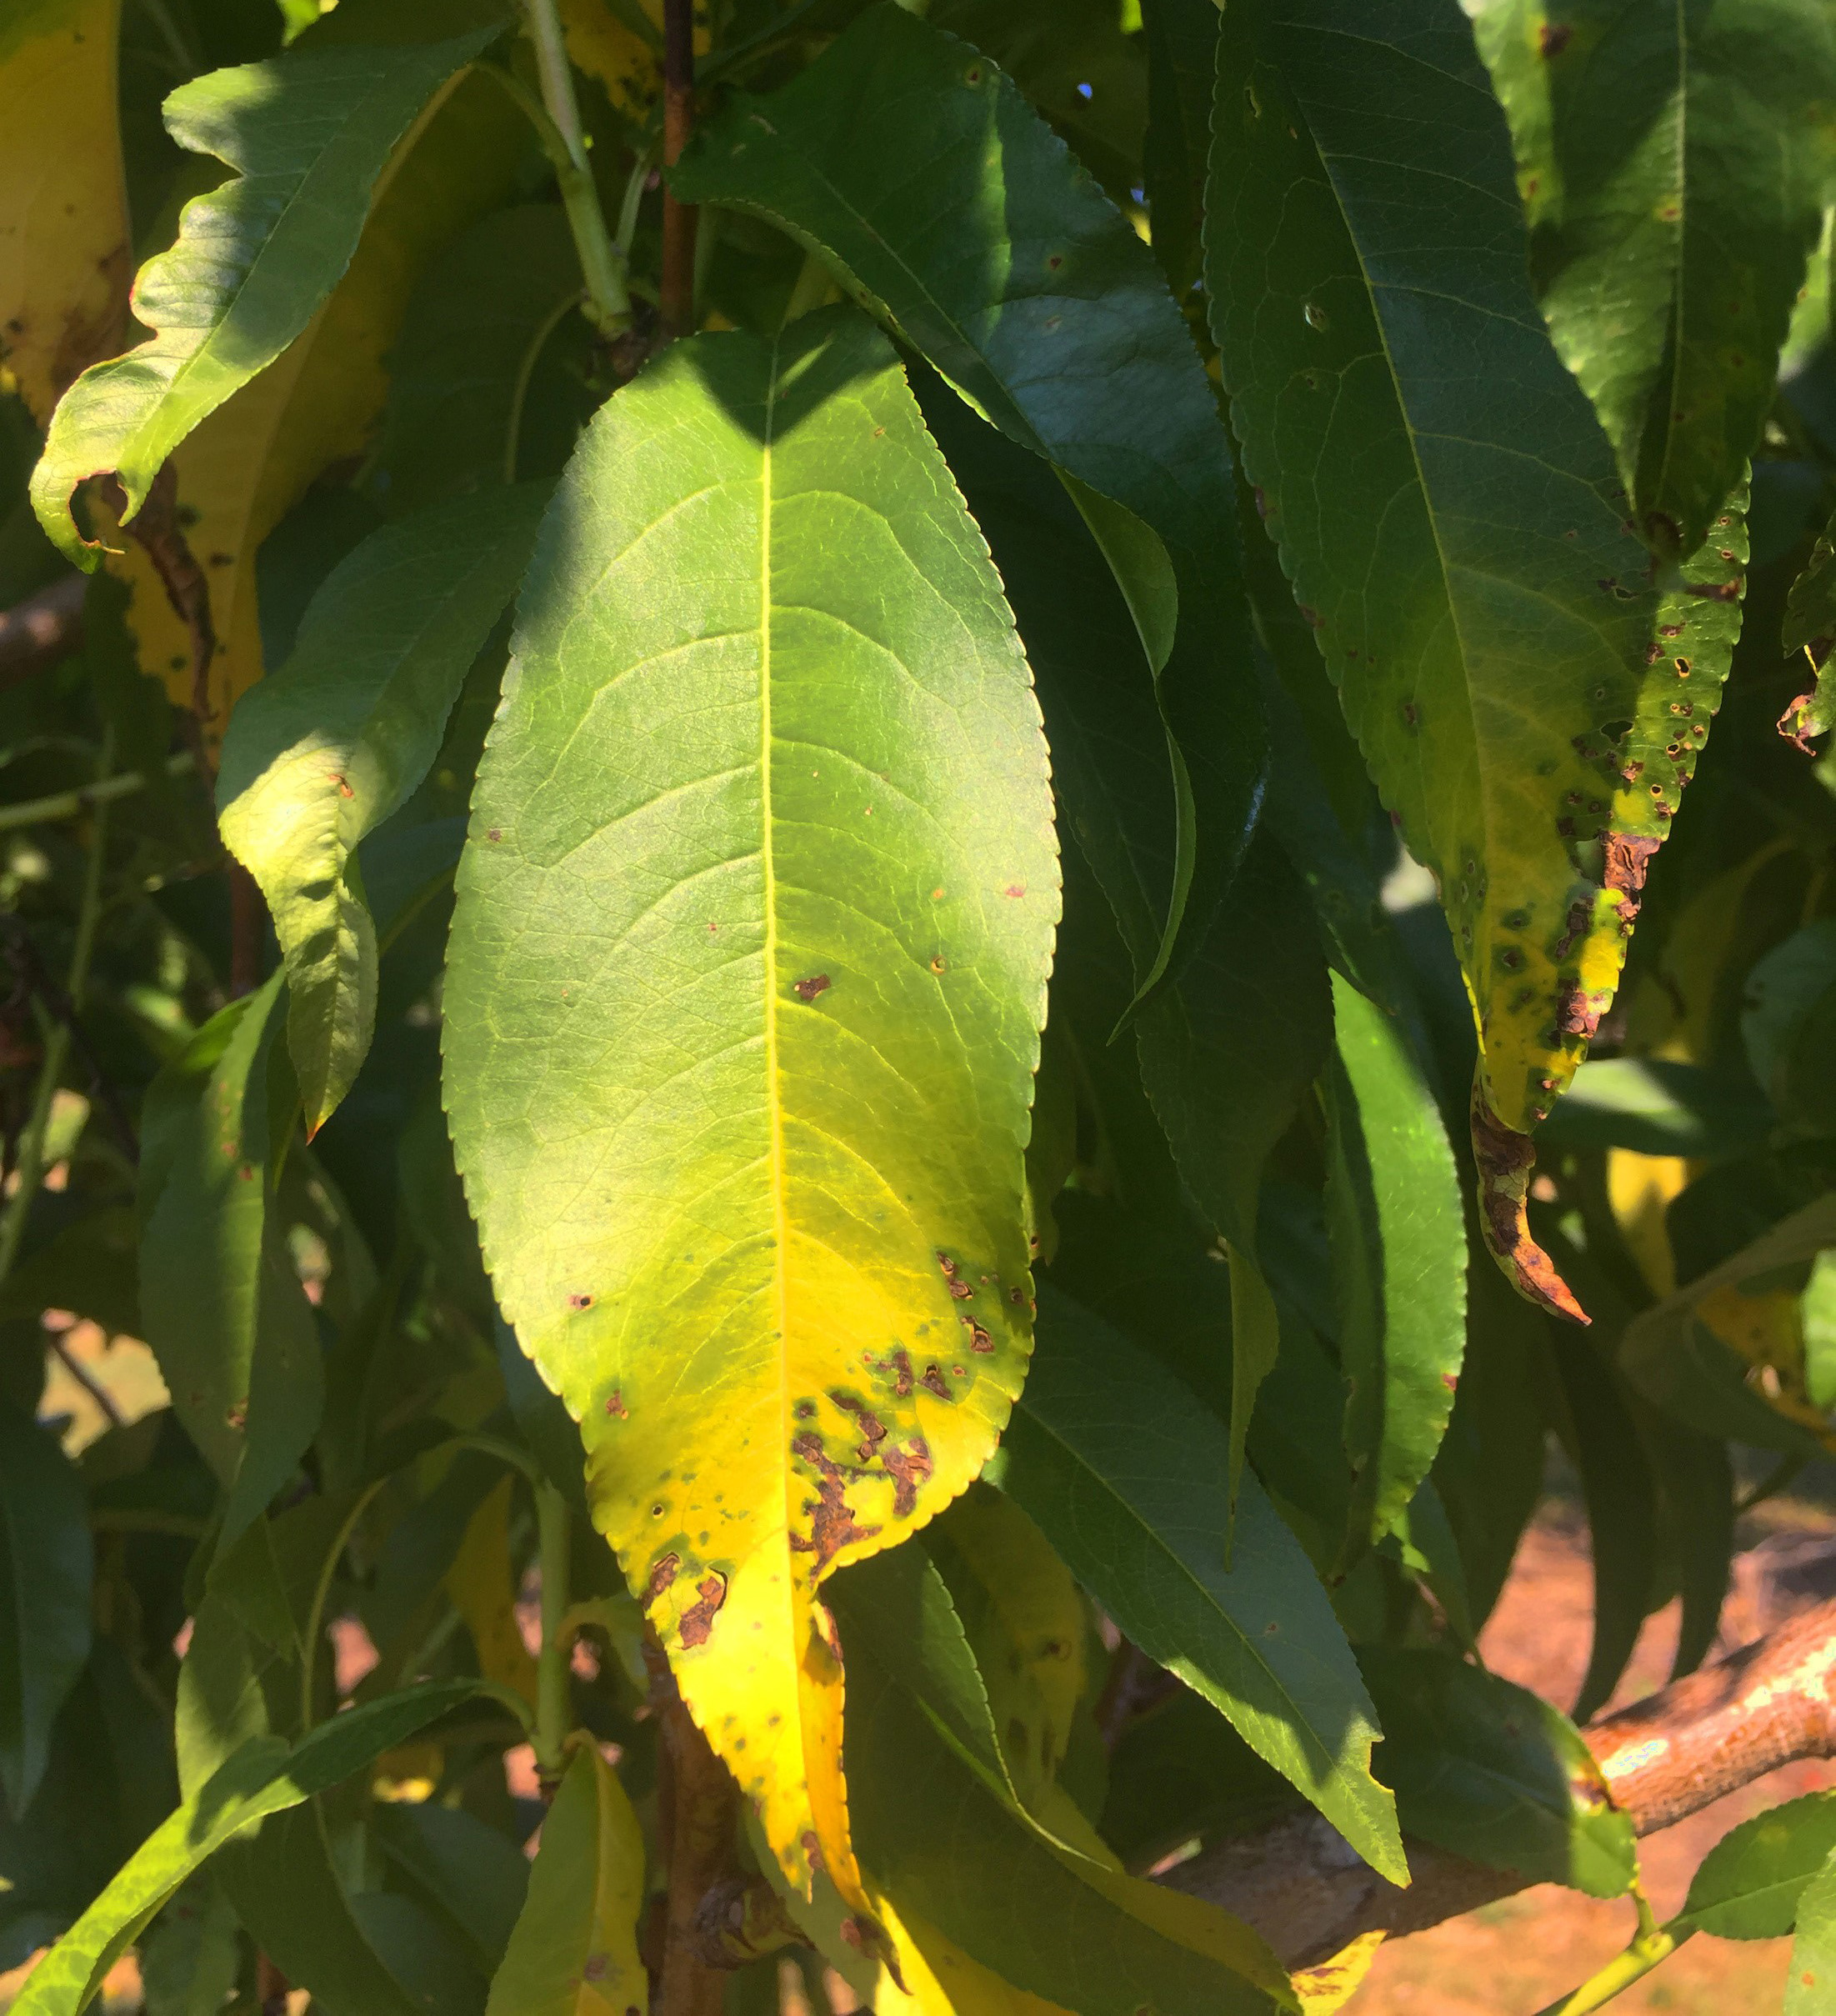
[1165,1597,1836,1971]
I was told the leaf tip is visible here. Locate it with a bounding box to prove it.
[1470,1080,1590,1325]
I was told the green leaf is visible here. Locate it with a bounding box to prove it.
[1539,1057,1774,1158]
[13,1679,488,2016]
[673,2,1261,1006]
[1673,1793,1836,1940]
[443,306,1057,1903]
[1323,972,1467,1551]
[369,203,592,518]
[218,485,547,1133]
[483,1742,646,2016]
[1467,0,1836,558]
[218,1806,430,2016]
[1787,1844,1836,2012]
[1001,1286,1406,1883]
[1141,0,1220,301]
[1358,1648,1634,1898]
[828,1539,1298,2016]
[1205,0,1748,1319]
[0,1409,93,1813]
[138,974,323,1556]
[1784,508,1836,680]
[373,1803,529,1976]
[1101,1690,1297,1873]
[31,30,500,565]
[138,1875,241,2016]
[1743,920,1836,1108]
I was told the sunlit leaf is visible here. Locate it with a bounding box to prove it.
[0,0,129,425]
[1323,973,1466,1551]
[1206,0,1747,1319]
[443,306,1058,1903]
[1001,1288,1406,1882]
[1467,0,1836,558]
[218,484,544,1133]
[1787,1845,1836,2012]
[32,29,498,563]
[1673,1792,1836,1939]
[105,66,533,736]
[486,1743,645,2016]
[673,2,1261,1006]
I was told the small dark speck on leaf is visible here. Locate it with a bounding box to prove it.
[793,973,831,1003]
[1538,21,1572,54]
[605,1389,628,1419]
[569,1292,593,1309]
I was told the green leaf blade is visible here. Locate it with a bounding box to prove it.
[1675,1792,1836,1940]
[1003,1287,1406,1883]
[1205,0,1746,1317]
[673,3,1261,1003]
[1787,1845,1836,2013]
[1359,1648,1633,1897]
[1325,973,1468,1548]
[0,1412,93,1813]
[1467,0,1836,557]
[218,484,546,1133]
[443,306,1058,1898]
[31,32,497,563]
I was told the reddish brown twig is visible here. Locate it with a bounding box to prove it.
[659,0,698,343]
[1163,1596,1836,1970]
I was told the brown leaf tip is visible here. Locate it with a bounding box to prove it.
[1470,1080,1590,1324]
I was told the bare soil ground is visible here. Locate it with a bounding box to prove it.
[1348,1498,1836,2014]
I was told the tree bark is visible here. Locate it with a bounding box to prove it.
[1163,1596,1836,1971]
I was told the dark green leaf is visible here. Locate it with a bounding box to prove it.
[0,1411,93,1812]
[1469,0,1836,558]
[13,1679,489,2016]
[373,1802,528,1974]
[370,203,592,517]
[138,975,323,1556]
[1674,1793,1836,1939]
[1324,973,1466,1551]
[218,485,547,1132]
[1002,1287,1405,1880]
[673,3,1262,1003]
[1102,1691,1297,1872]
[1540,1058,1774,1158]
[1743,921,1836,1108]
[1359,1648,1634,1898]
[138,1875,241,2016]
[1140,0,1218,300]
[828,1539,1296,2016]
[1205,0,1746,1313]
[32,31,502,563]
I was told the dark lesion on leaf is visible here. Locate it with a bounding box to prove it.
[678,1570,729,1648]
[789,1431,883,1568]
[792,973,831,1003]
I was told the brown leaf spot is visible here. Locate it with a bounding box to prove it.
[605,1389,628,1419]
[882,1435,933,1518]
[790,1433,883,1568]
[646,1552,681,1602]
[830,1390,888,1463]
[793,973,832,1003]
[1538,20,1572,55]
[920,1363,952,1400]
[678,1570,728,1648]
[568,1291,593,1309]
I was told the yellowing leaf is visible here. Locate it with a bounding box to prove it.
[558,0,661,117]
[486,1742,646,2016]
[446,1474,539,1708]
[0,0,129,424]
[109,70,529,736]
[443,308,1058,1907]
[877,1896,1073,2016]
[1607,1148,1688,1299]
[1290,1933,1384,2013]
